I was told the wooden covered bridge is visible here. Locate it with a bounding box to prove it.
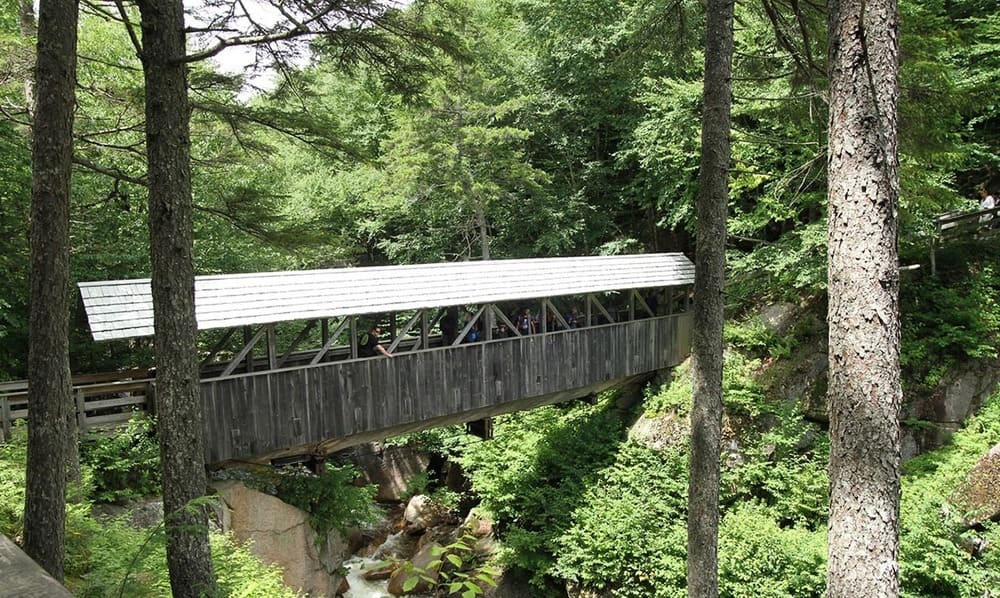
[4,254,695,465]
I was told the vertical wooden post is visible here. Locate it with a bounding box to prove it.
[146,381,157,418]
[0,395,10,442]
[667,286,674,316]
[629,291,636,321]
[243,326,254,373]
[586,294,593,326]
[541,300,548,333]
[350,317,358,359]
[485,304,494,341]
[74,388,87,432]
[321,319,330,346]
[266,324,277,370]
[421,310,430,349]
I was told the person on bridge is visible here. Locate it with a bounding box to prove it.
[979,187,995,224]
[516,307,536,335]
[360,325,393,358]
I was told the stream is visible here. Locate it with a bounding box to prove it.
[341,556,393,598]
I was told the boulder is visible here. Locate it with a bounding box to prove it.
[758,301,800,336]
[342,442,432,502]
[949,442,1000,527]
[212,480,349,597]
[387,541,443,595]
[629,410,688,452]
[403,494,449,532]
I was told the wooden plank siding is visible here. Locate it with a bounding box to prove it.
[201,313,692,464]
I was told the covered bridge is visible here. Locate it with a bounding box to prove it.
[71,253,696,465]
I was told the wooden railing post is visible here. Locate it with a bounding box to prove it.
[74,388,88,432]
[1,395,10,442]
[146,381,156,418]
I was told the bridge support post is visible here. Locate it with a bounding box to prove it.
[0,395,10,442]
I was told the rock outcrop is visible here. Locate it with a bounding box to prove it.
[212,480,349,596]
[342,442,432,502]
[949,442,1000,527]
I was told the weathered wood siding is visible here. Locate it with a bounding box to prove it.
[201,314,692,463]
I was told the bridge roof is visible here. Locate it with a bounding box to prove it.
[79,253,695,341]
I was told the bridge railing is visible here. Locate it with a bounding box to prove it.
[201,313,693,464]
[930,206,1000,274]
[0,370,153,442]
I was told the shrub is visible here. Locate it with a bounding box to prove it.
[718,507,826,597]
[80,414,161,503]
[0,422,27,539]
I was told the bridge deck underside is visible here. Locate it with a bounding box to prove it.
[201,314,692,464]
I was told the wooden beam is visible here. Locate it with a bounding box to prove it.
[350,317,358,359]
[491,304,521,337]
[586,294,593,326]
[589,294,614,324]
[541,300,548,333]
[276,320,319,368]
[222,326,267,377]
[452,305,487,346]
[387,311,423,353]
[266,324,278,370]
[544,299,571,330]
[420,310,430,350]
[310,318,351,365]
[631,290,655,318]
[199,327,236,369]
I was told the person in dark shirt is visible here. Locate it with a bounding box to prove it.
[359,325,393,358]
[440,307,459,345]
[495,323,511,339]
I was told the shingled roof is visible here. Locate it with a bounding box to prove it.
[79,253,695,341]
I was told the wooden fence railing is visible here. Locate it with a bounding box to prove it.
[931,206,1000,274]
[0,369,153,442]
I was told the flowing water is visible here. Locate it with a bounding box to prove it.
[340,556,393,598]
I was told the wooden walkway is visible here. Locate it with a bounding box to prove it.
[0,534,73,597]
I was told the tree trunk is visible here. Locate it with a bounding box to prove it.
[686,0,734,596]
[826,0,901,596]
[135,1,217,595]
[22,0,77,581]
[17,0,36,116]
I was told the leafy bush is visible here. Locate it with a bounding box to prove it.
[900,262,1000,388]
[456,398,627,593]
[0,422,27,539]
[80,414,161,503]
[718,507,826,597]
[73,515,298,597]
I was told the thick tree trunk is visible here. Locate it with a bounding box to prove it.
[686,0,734,596]
[135,2,217,595]
[826,0,901,596]
[22,0,77,581]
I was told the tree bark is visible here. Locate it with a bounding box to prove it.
[687,0,734,596]
[22,0,77,581]
[826,0,901,596]
[135,1,217,595]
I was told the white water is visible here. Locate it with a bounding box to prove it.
[341,556,393,598]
